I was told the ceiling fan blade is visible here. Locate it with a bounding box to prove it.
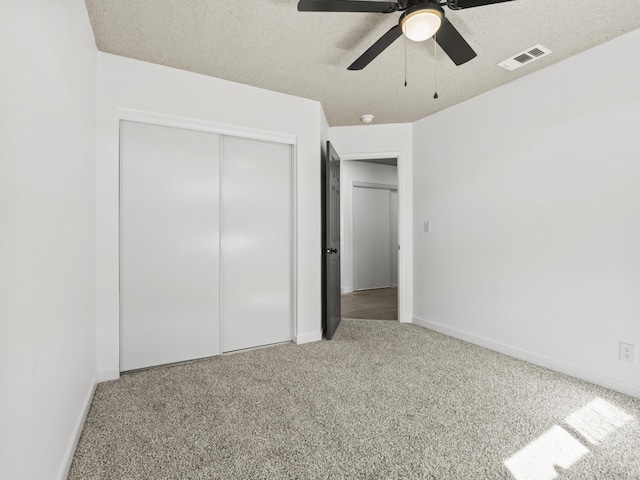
[447,0,514,9]
[348,25,402,70]
[435,18,477,66]
[298,0,398,13]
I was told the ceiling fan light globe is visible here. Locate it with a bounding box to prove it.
[400,6,443,42]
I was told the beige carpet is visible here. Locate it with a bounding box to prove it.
[68,319,640,479]
[341,287,397,320]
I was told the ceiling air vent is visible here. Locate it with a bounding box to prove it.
[498,44,551,71]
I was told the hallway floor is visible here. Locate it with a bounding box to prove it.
[341,287,397,321]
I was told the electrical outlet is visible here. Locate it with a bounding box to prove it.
[619,343,635,364]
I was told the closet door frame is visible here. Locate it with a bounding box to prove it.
[117,108,298,366]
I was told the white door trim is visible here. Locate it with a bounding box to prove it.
[117,108,297,146]
[353,181,398,191]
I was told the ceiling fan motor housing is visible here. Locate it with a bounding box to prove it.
[399,3,445,41]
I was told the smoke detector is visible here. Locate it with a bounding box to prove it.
[360,114,374,124]
[498,44,551,71]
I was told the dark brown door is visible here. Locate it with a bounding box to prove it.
[322,141,341,339]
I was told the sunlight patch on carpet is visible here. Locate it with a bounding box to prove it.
[565,397,634,445]
[504,425,588,480]
[505,397,636,480]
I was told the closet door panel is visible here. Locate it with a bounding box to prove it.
[120,121,220,371]
[220,136,291,352]
[353,186,391,290]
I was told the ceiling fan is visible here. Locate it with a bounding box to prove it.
[297,0,515,70]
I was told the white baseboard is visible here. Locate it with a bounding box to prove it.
[341,287,353,294]
[412,316,640,399]
[96,368,120,383]
[57,376,97,480]
[294,331,322,344]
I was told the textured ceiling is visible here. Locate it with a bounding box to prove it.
[85,0,640,126]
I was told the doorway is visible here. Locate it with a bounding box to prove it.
[340,159,399,321]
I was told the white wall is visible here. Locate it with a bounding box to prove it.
[413,29,640,397]
[0,1,97,479]
[321,109,330,155]
[96,54,324,379]
[329,124,413,323]
[340,161,398,292]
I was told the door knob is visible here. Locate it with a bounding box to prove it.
[326,248,338,254]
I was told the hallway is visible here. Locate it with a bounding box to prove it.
[341,287,397,321]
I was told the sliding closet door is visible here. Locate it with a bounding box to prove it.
[120,121,221,371]
[220,136,291,352]
[353,186,392,290]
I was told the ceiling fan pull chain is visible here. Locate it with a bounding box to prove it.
[433,33,439,99]
[404,35,408,87]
